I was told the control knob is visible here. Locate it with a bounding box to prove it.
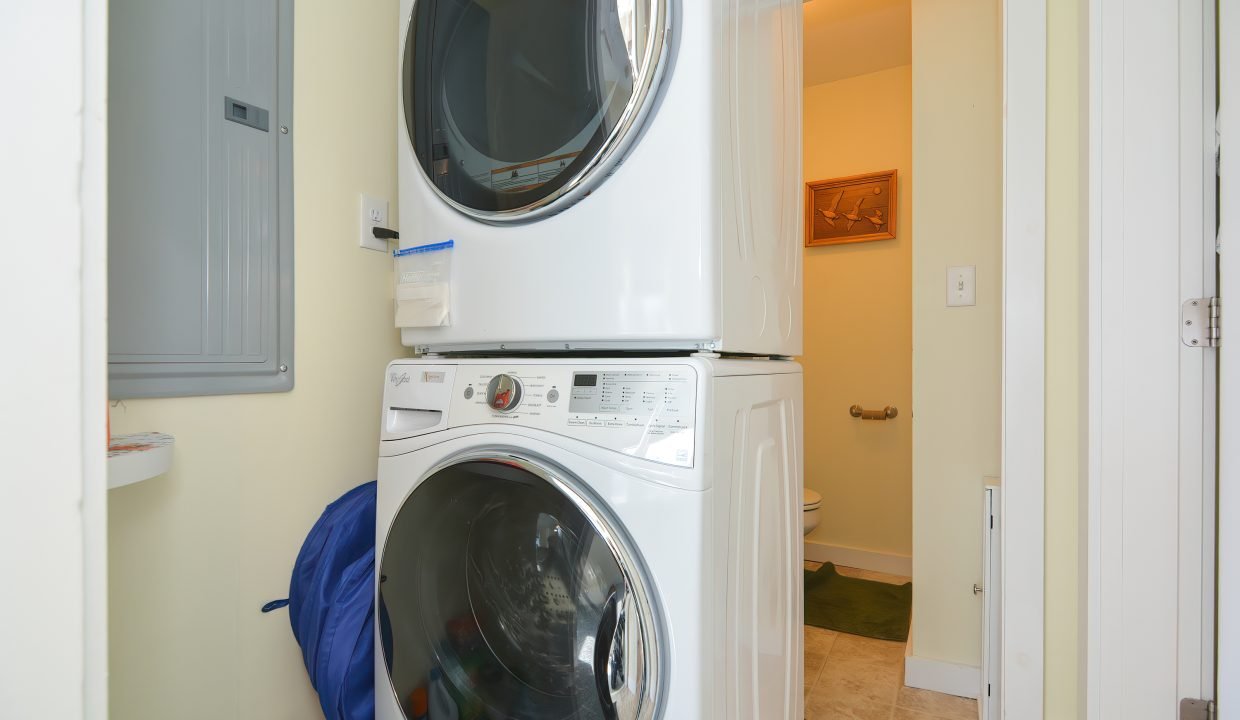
[486,374,523,413]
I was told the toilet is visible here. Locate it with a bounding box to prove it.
[803,489,823,536]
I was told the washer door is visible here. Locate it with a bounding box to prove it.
[402,0,670,222]
[379,454,663,720]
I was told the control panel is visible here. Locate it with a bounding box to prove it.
[382,362,699,468]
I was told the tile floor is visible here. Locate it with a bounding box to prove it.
[803,562,978,720]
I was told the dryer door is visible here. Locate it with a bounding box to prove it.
[401,0,670,222]
[379,453,663,720]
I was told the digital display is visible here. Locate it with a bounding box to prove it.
[573,374,598,387]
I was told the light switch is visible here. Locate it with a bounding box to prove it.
[359,194,389,252]
[947,265,976,307]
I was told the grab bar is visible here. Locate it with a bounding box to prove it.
[850,405,898,420]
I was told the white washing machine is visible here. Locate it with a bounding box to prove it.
[396,0,804,356]
[375,356,804,720]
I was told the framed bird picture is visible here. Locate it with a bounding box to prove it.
[804,170,897,247]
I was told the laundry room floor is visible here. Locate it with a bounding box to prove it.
[803,562,978,720]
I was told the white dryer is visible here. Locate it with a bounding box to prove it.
[375,356,804,720]
[396,1,804,356]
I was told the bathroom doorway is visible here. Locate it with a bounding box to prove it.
[800,1,996,717]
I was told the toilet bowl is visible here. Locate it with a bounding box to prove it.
[803,489,823,536]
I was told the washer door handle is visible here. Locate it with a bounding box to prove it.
[594,588,629,718]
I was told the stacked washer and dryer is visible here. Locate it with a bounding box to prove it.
[378,2,805,719]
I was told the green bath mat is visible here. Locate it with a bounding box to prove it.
[804,563,912,641]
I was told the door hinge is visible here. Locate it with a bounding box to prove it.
[1182,298,1221,347]
[1180,698,1216,720]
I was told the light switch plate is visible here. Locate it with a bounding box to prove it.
[947,265,977,307]
[359,194,389,252]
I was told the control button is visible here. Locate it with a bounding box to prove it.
[485,374,523,413]
[586,419,606,427]
[546,388,560,404]
[463,386,474,400]
[567,418,587,427]
[605,420,625,428]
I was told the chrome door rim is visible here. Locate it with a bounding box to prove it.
[402,0,674,225]
[379,446,666,720]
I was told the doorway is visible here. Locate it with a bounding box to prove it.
[799,0,999,717]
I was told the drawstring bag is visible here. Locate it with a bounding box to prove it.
[264,481,376,720]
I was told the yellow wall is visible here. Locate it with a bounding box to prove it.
[909,0,1085,705]
[1045,0,1085,715]
[802,65,914,560]
[909,0,1002,667]
[106,1,405,717]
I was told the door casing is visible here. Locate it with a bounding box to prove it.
[1216,0,1239,714]
[1001,0,1048,716]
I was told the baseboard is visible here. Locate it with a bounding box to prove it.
[803,539,913,577]
[903,655,981,700]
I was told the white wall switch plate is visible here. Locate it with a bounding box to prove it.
[359,194,389,252]
[947,265,977,307]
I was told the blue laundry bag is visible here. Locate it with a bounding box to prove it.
[265,481,377,720]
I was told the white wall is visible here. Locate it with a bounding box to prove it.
[0,1,108,718]
[107,1,405,717]
[910,0,1002,669]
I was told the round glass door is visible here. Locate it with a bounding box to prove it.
[402,0,670,221]
[379,454,662,720]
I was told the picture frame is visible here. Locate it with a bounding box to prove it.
[804,169,898,247]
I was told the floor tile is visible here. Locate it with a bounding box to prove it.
[815,661,901,707]
[829,632,908,665]
[895,687,978,720]
[802,567,969,720]
[804,628,837,696]
[803,689,893,720]
[805,625,840,654]
[891,708,948,720]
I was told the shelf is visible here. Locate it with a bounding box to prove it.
[108,432,174,490]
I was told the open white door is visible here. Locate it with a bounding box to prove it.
[1086,0,1219,717]
[1218,2,1239,716]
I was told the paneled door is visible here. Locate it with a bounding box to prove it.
[1086,0,1219,717]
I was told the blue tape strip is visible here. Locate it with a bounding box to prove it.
[393,239,454,257]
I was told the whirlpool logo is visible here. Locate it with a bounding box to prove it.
[390,371,410,388]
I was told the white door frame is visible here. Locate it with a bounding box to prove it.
[82,0,111,713]
[1000,0,1047,717]
[1085,0,1218,718]
[1217,0,1239,713]
[0,1,109,718]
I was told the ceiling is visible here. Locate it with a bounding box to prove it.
[802,0,912,87]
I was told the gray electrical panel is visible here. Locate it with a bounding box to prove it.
[108,0,294,399]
